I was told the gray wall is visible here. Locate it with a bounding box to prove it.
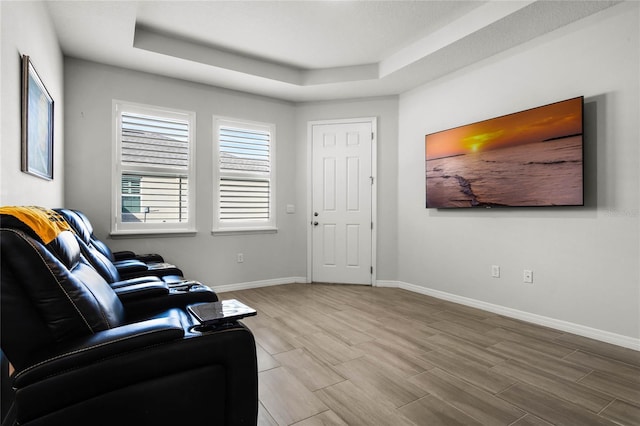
[64,58,401,288]
[64,58,304,287]
[397,3,639,341]
[1,1,64,206]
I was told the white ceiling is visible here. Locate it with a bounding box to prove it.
[46,0,619,102]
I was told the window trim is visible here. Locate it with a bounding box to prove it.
[212,116,276,234]
[111,100,196,236]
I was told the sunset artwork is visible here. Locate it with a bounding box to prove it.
[425,97,584,208]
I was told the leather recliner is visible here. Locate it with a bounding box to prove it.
[52,208,218,316]
[0,221,258,424]
[54,208,184,281]
[72,227,219,318]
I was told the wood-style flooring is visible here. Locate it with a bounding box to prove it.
[219,283,640,426]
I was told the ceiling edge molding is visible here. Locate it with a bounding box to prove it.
[380,0,535,78]
[131,1,623,95]
[133,25,304,85]
[133,24,381,87]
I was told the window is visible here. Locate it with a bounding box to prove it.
[121,175,141,214]
[113,101,196,234]
[213,117,276,233]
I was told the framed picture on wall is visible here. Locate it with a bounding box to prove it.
[21,54,54,180]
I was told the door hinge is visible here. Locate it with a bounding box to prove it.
[370,176,374,185]
[371,132,374,140]
[370,266,373,274]
[371,222,373,230]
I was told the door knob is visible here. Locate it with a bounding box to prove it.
[313,221,319,226]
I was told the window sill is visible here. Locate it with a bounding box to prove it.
[110,229,197,239]
[211,227,277,236]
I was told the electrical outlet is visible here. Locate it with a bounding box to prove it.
[237,253,244,263]
[491,265,500,278]
[523,269,533,283]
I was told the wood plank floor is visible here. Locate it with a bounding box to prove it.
[218,283,640,426]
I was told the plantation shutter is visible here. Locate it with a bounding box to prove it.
[121,112,189,169]
[119,112,190,223]
[218,126,271,222]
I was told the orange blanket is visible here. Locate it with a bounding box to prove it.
[0,206,71,244]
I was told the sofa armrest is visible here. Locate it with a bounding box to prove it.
[115,261,184,280]
[109,275,162,289]
[13,322,257,425]
[112,258,148,275]
[123,285,218,320]
[14,314,185,389]
[111,250,136,261]
[113,251,164,263]
[114,281,169,302]
[134,253,165,263]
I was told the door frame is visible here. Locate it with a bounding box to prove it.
[306,117,378,285]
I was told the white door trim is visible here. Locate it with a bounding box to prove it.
[306,117,377,285]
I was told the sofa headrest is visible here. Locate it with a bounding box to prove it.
[72,209,95,235]
[54,208,92,244]
[0,208,82,270]
[47,230,82,270]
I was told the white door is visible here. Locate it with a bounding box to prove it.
[310,119,375,285]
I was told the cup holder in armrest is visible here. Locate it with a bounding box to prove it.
[190,322,240,333]
[168,280,202,292]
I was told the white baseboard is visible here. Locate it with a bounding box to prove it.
[209,276,307,293]
[207,278,639,350]
[376,280,640,351]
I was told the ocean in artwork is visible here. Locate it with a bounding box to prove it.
[425,135,583,208]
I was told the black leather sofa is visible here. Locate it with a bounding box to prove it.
[52,208,219,315]
[54,208,185,281]
[0,210,258,425]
